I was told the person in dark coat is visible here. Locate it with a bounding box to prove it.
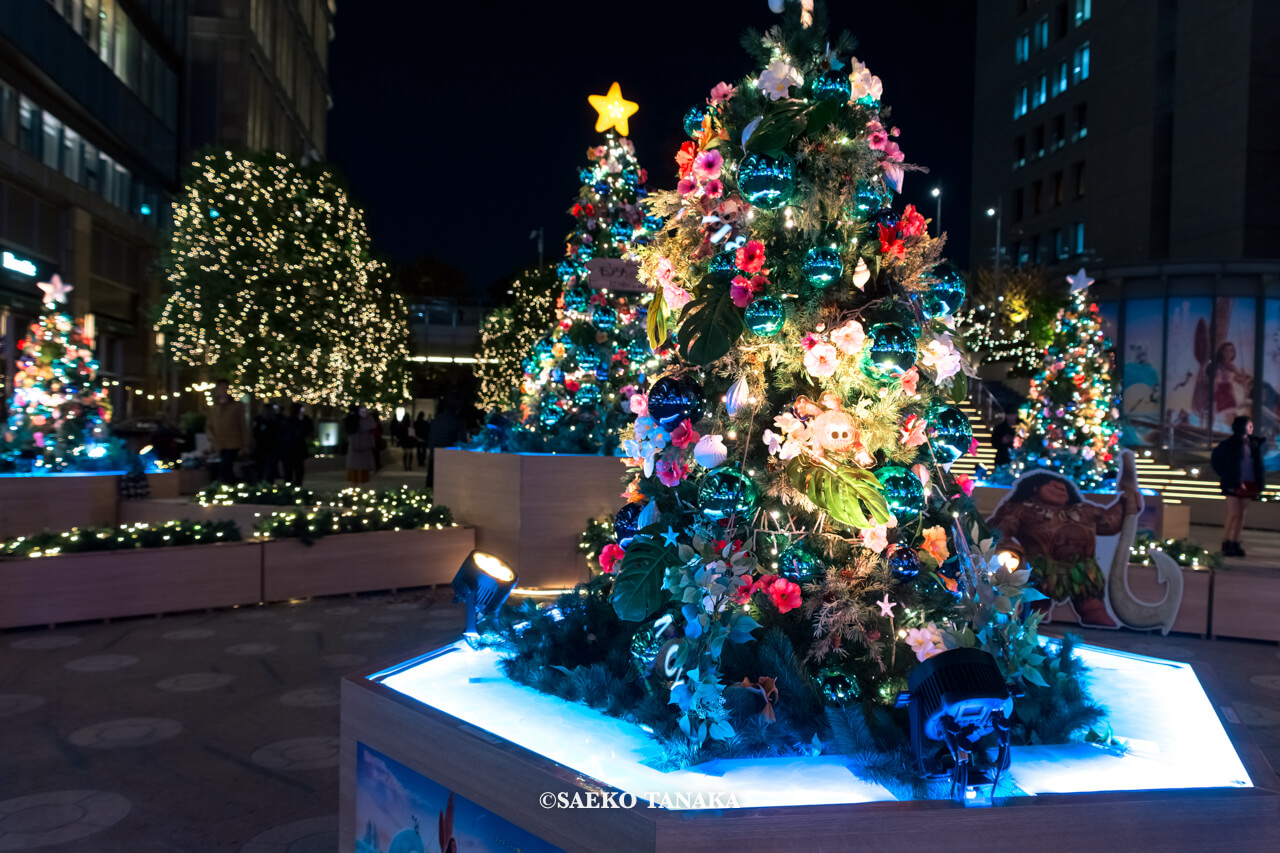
[279,403,314,486]
[991,411,1019,467]
[414,412,431,467]
[1211,415,1267,557]
[251,401,282,483]
[425,394,466,489]
[395,412,417,471]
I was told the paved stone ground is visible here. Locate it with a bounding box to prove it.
[1,590,1278,850]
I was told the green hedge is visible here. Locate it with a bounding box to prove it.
[195,483,434,509]
[2,519,242,559]
[255,503,454,546]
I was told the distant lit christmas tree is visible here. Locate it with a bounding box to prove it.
[510,84,661,454]
[2,275,114,472]
[1016,268,1120,488]
[475,264,559,412]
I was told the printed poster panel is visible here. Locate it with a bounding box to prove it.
[1262,300,1280,469]
[355,742,563,853]
[1163,297,1213,445]
[1209,297,1256,435]
[1122,298,1163,447]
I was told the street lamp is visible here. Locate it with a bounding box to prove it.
[986,204,1002,294]
[931,187,942,237]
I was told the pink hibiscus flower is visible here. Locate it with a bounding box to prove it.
[898,204,927,238]
[677,177,699,196]
[831,320,866,354]
[663,282,692,311]
[709,81,737,104]
[629,394,649,417]
[693,150,723,181]
[703,179,724,199]
[900,367,920,395]
[762,576,802,614]
[656,456,690,487]
[670,418,701,449]
[599,543,626,573]
[654,257,675,287]
[804,342,840,378]
[866,120,888,150]
[954,474,976,497]
[901,414,928,448]
[735,240,766,273]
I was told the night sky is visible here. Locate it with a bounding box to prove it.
[326,1,976,300]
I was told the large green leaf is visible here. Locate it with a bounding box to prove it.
[745,101,808,154]
[786,459,893,528]
[804,98,841,135]
[611,537,677,622]
[677,275,745,366]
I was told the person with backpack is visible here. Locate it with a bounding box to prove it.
[1211,415,1267,556]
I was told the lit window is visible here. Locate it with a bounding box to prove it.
[1075,102,1088,139]
[1074,221,1086,255]
[41,111,62,171]
[1015,85,1029,118]
[1036,16,1049,50]
[1053,228,1065,259]
[1056,61,1068,95]
[1075,0,1092,25]
[62,125,82,183]
[1016,30,1030,64]
[18,95,41,158]
[1036,74,1047,107]
[1073,42,1091,83]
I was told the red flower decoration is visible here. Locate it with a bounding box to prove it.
[899,204,927,238]
[564,378,581,393]
[600,543,625,574]
[670,418,701,449]
[675,141,699,178]
[878,224,906,261]
[762,576,802,614]
[735,240,766,273]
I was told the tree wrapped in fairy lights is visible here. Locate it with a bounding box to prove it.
[2,275,115,472]
[155,151,409,407]
[475,265,559,412]
[495,3,1099,773]
[1014,268,1120,489]
[508,85,661,454]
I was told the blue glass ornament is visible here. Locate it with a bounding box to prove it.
[576,243,595,262]
[636,186,648,199]
[610,220,634,242]
[647,375,704,429]
[533,338,556,364]
[819,667,860,703]
[708,250,739,275]
[736,152,797,210]
[745,296,786,337]
[556,258,584,283]
[861,323,917,380]
[697,469,760,521]
[810,69,851,103]
[595,364,611,382]
[643,214,664,232]
[576,351,602,374]
[520,356,534,375]
[937,556,964,599]
[578,168,594,183]
[622,169,640,187]
[627,338,650,361]
[594,181,610,195]
[575,385,601,407]
[562,285,591,313]
[614,502,645,547]
[866,208,899,238]
[550,367,564,383]
[803,247,843,288]
[778,543,825,583]
[875,465,926,523]
[592,305,617,331]
[920,263,966,319]
[684,104,708,138]
[928,405,973,465]
[852,180,888,215]
[539,407,562,428]
[889,548,921,581]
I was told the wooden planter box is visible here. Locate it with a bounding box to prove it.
[262,527,475,601]
[433,449,623,588]
[0,472,119,540]
[177,466,213,494]
[0,540,262,629]
[118,500,285,533]
[1212,566,1280,642]
[1045,564,1211,636]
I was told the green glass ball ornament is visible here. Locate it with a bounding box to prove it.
[574,384,601,407]
[744,296,786,337]
[592,305,617,331]
[852,180,889,215]
[810,69,852,102]
[647,375,705,429]
[627,338,650,362]
[889,548,921,581]
[861,323,917,380]
[613,502,645,547]
[562,285,591,314]
[736,152,797,210]
[819,667,860,704]
[803,247,843,288]
[928,405,973,465]
[866,207,900,237]
[708,250,738,275]
[875,465,926,523]
[920,262,966,320]
[778,543,825,584]
[697,468,760,521]
[683,104,707,138]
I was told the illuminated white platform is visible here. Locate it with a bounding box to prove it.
[340,639,1279,852]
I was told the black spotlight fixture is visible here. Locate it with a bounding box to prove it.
[906,647,1013,804]
[451,550,518,637]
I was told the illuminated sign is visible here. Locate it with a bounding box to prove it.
[3,251,37,277]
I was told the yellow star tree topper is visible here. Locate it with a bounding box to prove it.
[588,82,639,137]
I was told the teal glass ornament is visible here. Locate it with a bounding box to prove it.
[810,69,851,103]
[562,285,591,313]
[697,468,760,521]
[857,93,881,112]
[889,549,921,581]
[745,296,786,337]
[539,406,562,428]
[613,502,645,546]
[778,543,825,584]
[852,180,888,215]
[610,220,634,242]
[520,356,534,375]
[683,104,707,138]
[928,405,973,464]
[575,351,602,374]
[556,258,584,283]
[533,338,556,364]
[819,667,860,704]
[861,323,917,380]
[708,250,739,275]
[592,305,617,331]
[647,375,705,429]
[575,384,601,407]
[736,152,796,210]
[920,262,966,319]
[803,247,843,288]
[627,338,650,362]
[576,243,595,262]
[875,465,926,523]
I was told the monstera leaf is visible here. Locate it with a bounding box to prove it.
[786,459,893,529]
[745,101,809,154]
[677,275,745,366]
[611,536,677,622]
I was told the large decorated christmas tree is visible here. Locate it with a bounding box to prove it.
[508,84,661,454]
[1,275,114,472]
[1015,268,1120,489]
[497,3,1099,784]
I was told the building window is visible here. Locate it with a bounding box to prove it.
[1074,161,1087,197]
[0,78,12,143]
[1034,125,1046,159]
[1073,221,1085,255]
[1014,135,1026,169]
[1056,61,1068,96]
[1032,179,1044,215]
[1053,171,1065,206]
[1053,113,1066,150]
[1056,1,1070,38]
[1018,241,1031,266]
[18,95,40,158]
[1074,102,1088,139]
[1032,234,1045,264]
[1035,16,1049,50]
[41,111,62,171]
[1035,73,1047,107]
[1015,85,1029,118]
[1073,42,1091,83]
[62,126,82,183]
[1014,188,1025,222]
[1075,0,1092,25]
[1016,29,1030,64]
[1053,228,1065,259]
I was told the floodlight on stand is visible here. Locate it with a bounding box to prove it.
[906,647,1013,806]
[451,550,517,641]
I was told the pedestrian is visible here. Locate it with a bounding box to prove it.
[991,411,1019,467]
[426,393,466,488]
[414,411,431,467]
[279,402,314,486]
[345,404,377,485]
[206,379,248,483]
[396,411,416,471]
[371,409,385,472]
[1211,415,1267,557]
[251,400,282,483]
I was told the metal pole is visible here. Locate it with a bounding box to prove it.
[935,193,942,238]
[993,202,1002,294]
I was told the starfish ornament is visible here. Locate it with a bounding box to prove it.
[876,593,896,619]
[1067,267,1095,293]
[37,274,73,305]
